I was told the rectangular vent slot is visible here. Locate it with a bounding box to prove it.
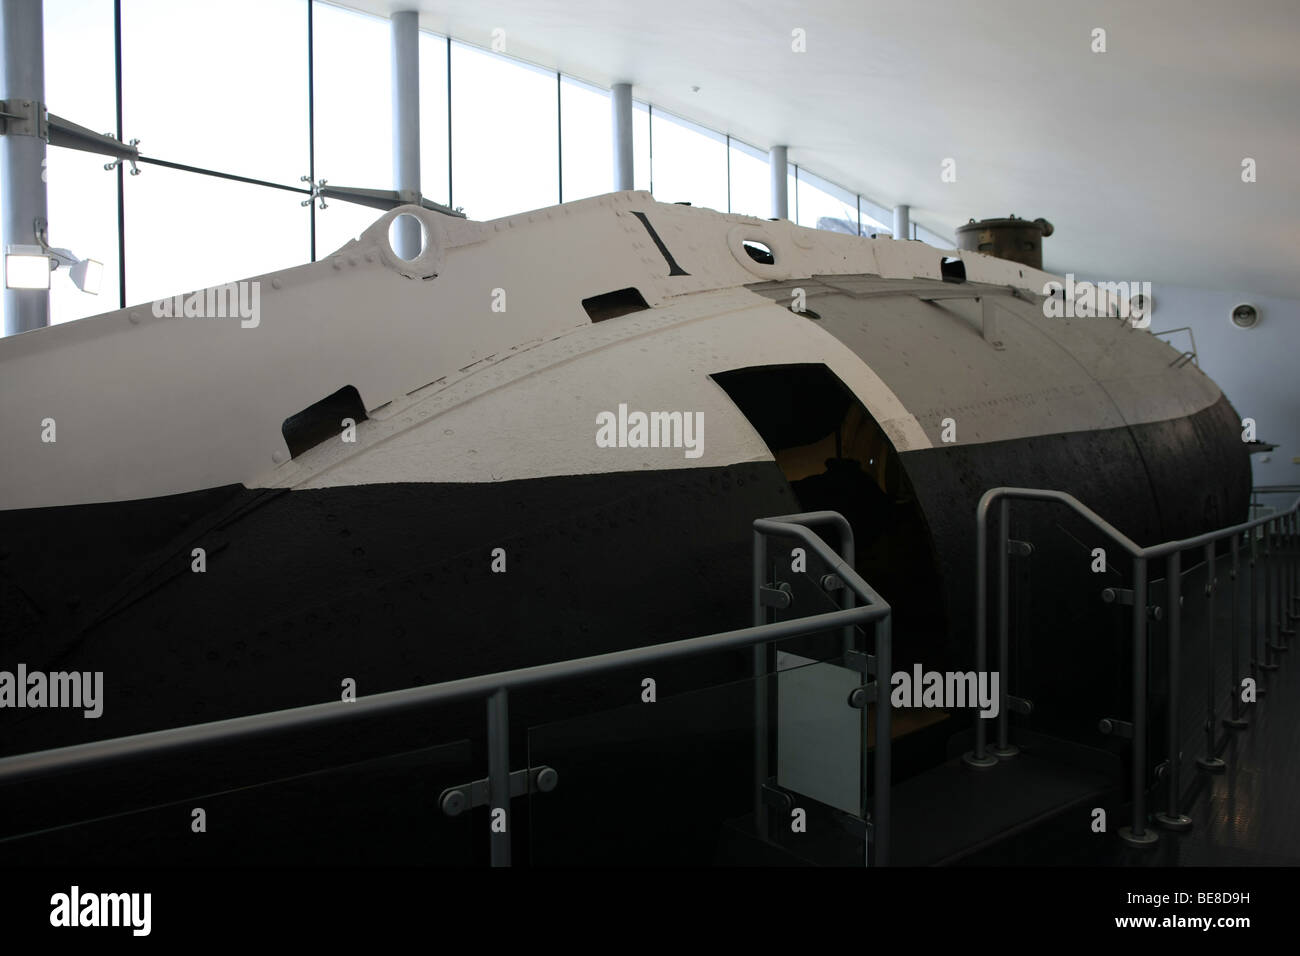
[282,385,368,459]
[582,287,649,322]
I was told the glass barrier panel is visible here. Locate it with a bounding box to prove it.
[527,647,870,866]
[0,738,474,865]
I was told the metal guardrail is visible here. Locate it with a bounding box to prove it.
[1151,326,1199,368]
[0,511,892,867]
[964,487,1299,847]
[1253,485,1300,495]
[752,511,892,865]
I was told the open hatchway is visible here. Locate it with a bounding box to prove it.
[711,363,1125,866]
[712,363,947,678]
[711,364,954,778]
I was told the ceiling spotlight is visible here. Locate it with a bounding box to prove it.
[34,219,103,295]
[67,256,104,295]
[44,246,103,295]
[4,244,52,290]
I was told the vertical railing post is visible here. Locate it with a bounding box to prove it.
[1251,527,1272,690]
[840,522,856,657]
[1119,555,1158,846]
[1290,511,1297,620]
[993,498,1017,757]
[1284,512,1294,624]
[1225,532,1249,729]
[1197,544,1225,772]
[752,529,769,839]
[1283,510,1297,638]
[487,687,511,867]
[1156,549,1190,829]
[1264,520,1281,666]
[1292,509,1298,617]
[873,616,891,866]
[1274,517,1282,649]
[964,495,998,768]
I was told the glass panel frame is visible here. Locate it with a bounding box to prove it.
[122,0,310,188]
[449,40,559,221]
[648,107,727,213]
[560,75,612,203]
[728,137,769,219]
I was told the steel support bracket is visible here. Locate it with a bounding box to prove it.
[46,112,140,162]
[1101,587,1134,605]
[439,765,558,816]
[843,649,876,675]
[1100,588,1162,619]
[1098,717,1133,739]
[312,182,466,218]
[0,98,46,139]
[1007,539,1034,557]
[1007,694,1034,716]
[759,582,793,609]
[848,682,879,709]
[819,572,844,592]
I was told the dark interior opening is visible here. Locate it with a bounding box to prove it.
[282,385,368,459]
[582,287,650,322]
[941,257,966,282]
[711,363,950,739]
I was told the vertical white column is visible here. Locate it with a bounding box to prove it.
[391,9,421,258]
[769,145,788,220]
[893,204,910,240]
[611,82,633,191]
[1,0,49,334]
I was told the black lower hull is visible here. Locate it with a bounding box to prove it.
[0,393,1248,766]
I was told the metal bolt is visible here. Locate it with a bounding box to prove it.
[440,789,467,817]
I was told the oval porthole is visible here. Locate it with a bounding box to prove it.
[387,212,428,262]
[742,240,775,265]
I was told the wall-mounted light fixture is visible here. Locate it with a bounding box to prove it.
[34,218,102,294]
[4,244,51,290]
[1230,303,1259,329]
[67,256,103,294]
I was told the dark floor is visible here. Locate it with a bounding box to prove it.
[1124,632,1300,867]
[886,549,1300,868]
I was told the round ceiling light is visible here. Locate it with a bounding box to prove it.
[1230,303,1260,329]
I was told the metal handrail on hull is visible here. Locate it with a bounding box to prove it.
[965,486,1299,848]
[0,511,893,867]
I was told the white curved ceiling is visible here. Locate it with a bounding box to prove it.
[346,0,1300,297]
